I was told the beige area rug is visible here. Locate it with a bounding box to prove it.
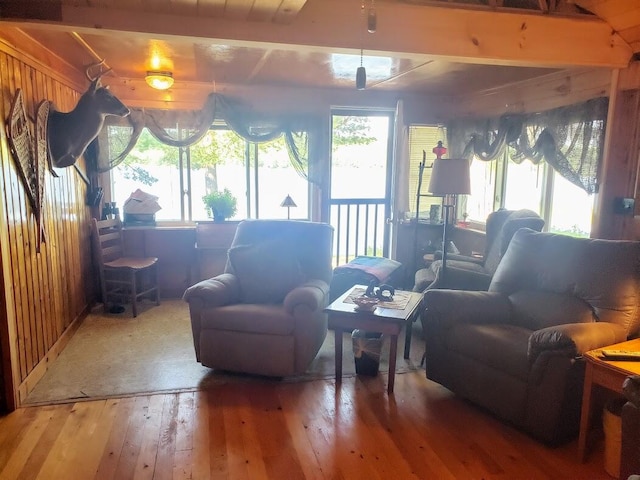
[24,299,426,405]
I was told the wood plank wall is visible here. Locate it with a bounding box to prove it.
[0,40,93,410]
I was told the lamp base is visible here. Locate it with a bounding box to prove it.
[440,204,454,285]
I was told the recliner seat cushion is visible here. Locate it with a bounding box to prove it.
[200,304,295,335]
[446,323,532,381]
[229,240,305,304]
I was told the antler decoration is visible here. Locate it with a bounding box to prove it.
[84,59,112,83]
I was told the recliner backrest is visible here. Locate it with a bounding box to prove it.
[225,219,335,284]
[490,228,640,337]
[482,209,545,274]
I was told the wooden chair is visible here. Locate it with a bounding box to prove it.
[91,218,160,317]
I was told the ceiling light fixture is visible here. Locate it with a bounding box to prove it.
[145,71,174,90]
[356,49,366,90]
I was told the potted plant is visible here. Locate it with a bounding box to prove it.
[202,188,238,223]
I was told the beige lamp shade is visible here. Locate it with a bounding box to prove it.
[428,158,471,195]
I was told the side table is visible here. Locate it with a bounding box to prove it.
[324,284,424,393]
[578,338,640,462]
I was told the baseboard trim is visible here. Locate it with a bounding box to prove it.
[16,305,91,406]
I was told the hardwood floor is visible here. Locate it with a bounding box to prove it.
[0,372,609,479]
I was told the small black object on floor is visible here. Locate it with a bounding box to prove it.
[109,305,126,314]
[352,329,383,376]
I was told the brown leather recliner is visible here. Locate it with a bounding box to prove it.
[422,228,640,444]
[183,219,334,377]
[413,209,545,292]
[622,375,640,479]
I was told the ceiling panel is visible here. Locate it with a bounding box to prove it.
[3,0,633,105]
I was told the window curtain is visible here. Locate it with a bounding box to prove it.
[393,99,410,215]
[92,93,321,186]
[447,97,608,194]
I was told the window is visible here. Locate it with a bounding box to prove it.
[466,157,497,223]
[407,125,447,219]
[503,159,545,213]
[548,170,593,237]
[465,154,593,236]
[110,126,310,223]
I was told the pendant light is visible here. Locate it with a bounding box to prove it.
[356,49,366,90]
[368,0,377,33]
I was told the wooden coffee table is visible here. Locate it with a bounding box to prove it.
[578,338,640,461]
[324,284,424,393]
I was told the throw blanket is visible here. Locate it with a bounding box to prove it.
[334,256,401,284]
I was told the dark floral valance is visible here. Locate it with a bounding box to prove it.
[93,93,320,186]
[447,97,608,194]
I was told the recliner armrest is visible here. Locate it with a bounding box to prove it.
[436,252,484,264]
[422,290,512,330]
[284,279,329,314]
[436,265,492,291]
[182,273,241,309]
[528,321,628,361]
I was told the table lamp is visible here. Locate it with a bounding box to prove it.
[428,158,471,283]
[280,194,297,219]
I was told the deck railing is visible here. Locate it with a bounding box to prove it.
[329,198,388,267]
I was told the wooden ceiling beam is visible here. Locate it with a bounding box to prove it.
[0,0,632,68]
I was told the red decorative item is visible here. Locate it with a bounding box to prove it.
[433,141,447,159]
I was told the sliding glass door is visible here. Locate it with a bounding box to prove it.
[329,110,394,266]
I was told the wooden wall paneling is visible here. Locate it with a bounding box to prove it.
[22,60,39,373]
[0,54,20,411]
[35,69,54,351]
[0,53,27,386]
[22,62,43,367]
[22,63,37,364]
[71,166,86,316]
[451,68,612,119]
[46,78,64,338]
[43,141,60,340]
[34,69,48,350]
[4,53,31,380]
[592,79,640,239]
[15,59,36,376]
[0,39,93,407]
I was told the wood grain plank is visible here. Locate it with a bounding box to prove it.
[113,395,152,479]
[276,384,326,480]
[38,399,115,479]
[132,394,165,479]
[172,391,196,480]
[206,387,229,478]
[0,374,615,479]
[151,393,180,480]
[33,400,103,479]
[94,396,138,480]
[0,406,36,469]
[190,390,211,480]
[0,405,55,478]
[220,387,253,480]
[197,0,225,16]
[4,54,30,382]
[10,404,74,479]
